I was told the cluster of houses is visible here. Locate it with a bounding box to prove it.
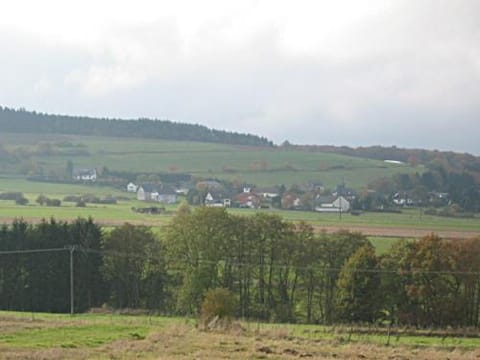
[70,167,452,212]
[71,166,351,213]
[127,180,353,213]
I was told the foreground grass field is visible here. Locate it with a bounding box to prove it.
[0,311,479,359]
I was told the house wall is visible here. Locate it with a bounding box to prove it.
[332,197,350,212]
[315,207,342,213]
[137,188,147,201]
[127,183,138,192]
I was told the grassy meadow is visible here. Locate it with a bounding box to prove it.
[0,132,478,249]
[1,180,479,230]
[0,132,422,189]
[0,311,479,359]
[0,177,479,248]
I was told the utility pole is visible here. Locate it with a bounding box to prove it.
[68,245,76,315]
[339,196,342,221]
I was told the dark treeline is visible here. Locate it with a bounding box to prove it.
[0,218,164,313]
[0,218,104,313]
[0,107,273,147]
[1,212,480,328]
[357,168,480,213]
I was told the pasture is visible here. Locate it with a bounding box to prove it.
[0,133,478,245]
[0,132,421,189]
[0,177,479,246]
[0,311,479,359]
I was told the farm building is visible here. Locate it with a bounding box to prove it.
[72,168,97,182]
[137,184,177,204]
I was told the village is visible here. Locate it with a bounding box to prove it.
[129,179,351,213]
[71,165,455,215]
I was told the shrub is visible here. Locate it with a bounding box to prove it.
[76,201,86,207]
[15,197,29,205]
[63,195,82,202]
[46,198,61,207]
[97,197,117,204]
[200,288,237,324]
[81,194,100,203]
[36,194,49,205]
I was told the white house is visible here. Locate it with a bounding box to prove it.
[127,182,138,192]
[315,195,350,213]
[137,184,177,204]
[205,191,231,207]
[137,184,158,201]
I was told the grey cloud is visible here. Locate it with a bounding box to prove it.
[0,1,479,154]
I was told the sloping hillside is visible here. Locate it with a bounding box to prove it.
[0,132,420,189]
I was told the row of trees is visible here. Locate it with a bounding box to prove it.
[165,207,480,326]
[0,218,164,313]
[1,212,480,327]
[0,107,273,146]
[357,169,480,213]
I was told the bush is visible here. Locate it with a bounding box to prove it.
[200,288,237,324]
[81,194,100,203]
[63,194,116,204]
[46,198,61,207]
[36,194,49,205]
[97,197,117,204]
[63,195,82,202]
[15,197,29,205]
[36,195,61,207]
[76,201,86,207]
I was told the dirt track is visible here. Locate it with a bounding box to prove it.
[313,225,479,239]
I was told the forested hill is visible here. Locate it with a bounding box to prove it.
[0,107,273,147]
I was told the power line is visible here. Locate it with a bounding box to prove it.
[2,246,480,276]
[0,248,67,255]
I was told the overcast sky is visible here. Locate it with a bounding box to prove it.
[1,0,479,153]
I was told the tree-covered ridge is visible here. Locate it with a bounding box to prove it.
[285,143,480,183]
[0,107,273,147]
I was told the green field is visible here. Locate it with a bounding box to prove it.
[0,178,479,239]
[0,132,478,242]
[0,311,479,359]
[0,132,422,189]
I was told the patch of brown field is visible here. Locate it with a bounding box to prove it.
[1,216,478,239]
[313,225,479,240]
[0,348,88,360]
[0,316,76,335]
[1,320,480,359]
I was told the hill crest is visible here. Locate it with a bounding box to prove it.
[0,107,273,147]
